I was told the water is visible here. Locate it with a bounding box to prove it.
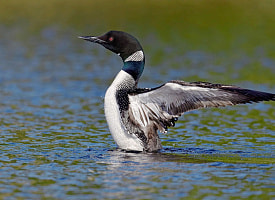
[0,26,274,199]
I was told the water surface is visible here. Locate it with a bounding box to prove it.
[0,1,275,199]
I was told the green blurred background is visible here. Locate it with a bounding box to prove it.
[1,0,274,52]
[1,0,274,85]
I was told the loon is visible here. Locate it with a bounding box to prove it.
[79,31,275,152]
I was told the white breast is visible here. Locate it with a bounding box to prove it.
[104,70,144,151]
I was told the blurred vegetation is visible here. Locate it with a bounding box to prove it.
[0,0,274,85]
[0,0,274,53]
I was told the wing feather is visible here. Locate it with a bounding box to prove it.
[128,80,275,133]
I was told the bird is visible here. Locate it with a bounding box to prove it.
[79,30,275,152]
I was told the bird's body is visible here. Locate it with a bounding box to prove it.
[104,70,145,151]
[79,31,275,152]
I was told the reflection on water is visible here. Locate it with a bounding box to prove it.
[85,150,274,199]
[0,26,274,199]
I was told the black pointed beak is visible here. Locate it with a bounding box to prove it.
[78,36,107,44]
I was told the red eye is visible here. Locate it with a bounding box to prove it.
[108,37,114,42]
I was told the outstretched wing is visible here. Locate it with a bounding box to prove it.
[128,81,275,133]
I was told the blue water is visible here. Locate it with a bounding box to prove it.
[0,27,274,199]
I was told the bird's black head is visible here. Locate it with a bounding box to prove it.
[79,31,144,62]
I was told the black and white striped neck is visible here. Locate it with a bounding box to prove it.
[122,50,145,81]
